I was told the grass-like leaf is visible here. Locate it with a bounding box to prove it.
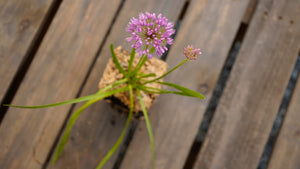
[137,73,156,79]
[127,48,136,73]
[4,79,128,109]
[110,44,127,77]
[137,89,155,169]
[133,55,147,75]
[52,97,101,164]
[52,86,130,165]
[136,73,157,82]
[99,78,127,92]
[4,94,103,109]
[137,85,192,96]
[158,82,205,99]
[96,85,134,169]
[143,59,188,84]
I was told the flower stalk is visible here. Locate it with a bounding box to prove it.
[4,12,204,169]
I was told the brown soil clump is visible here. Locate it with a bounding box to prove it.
[98,46,168,114]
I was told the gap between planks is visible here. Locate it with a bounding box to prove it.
[42,0,127,168]
[0,0,63,124]
[258,54,300,169]
[182,0,258,167]
[193,0,300,168]
[266,53,300,169]
[0,0,125,168]
[112,1,191,168]
[183,22,249,169]
[118,0,252,169]
[44,0,188,169]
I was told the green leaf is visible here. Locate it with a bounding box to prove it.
[133,55,147,75]
[4,94,103,109]
[158,82,205,99]
[137,73,157,79]
[96,85,134,169]
[52,97,101,165]
[137,89,155,169]
[110,44,127,77]
[4,79,128,109]
[143,59,188,84]
[52,86,130,165]
[138,85,192,96]
[128,48,136,73]
[99,78,127,92]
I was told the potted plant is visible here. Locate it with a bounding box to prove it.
[5,12,204,169]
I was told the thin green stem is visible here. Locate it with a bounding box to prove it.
[135,55,145,70]
[4,79,128,109]
[137,89,155,169]
[133,54,147,74]
[96,85,134,169]
[53,97,102,164]
[137,85,190,96]
[127,48,136,74]
[143,59,188,85]
[99,78,128,93]
[110,44,127,78]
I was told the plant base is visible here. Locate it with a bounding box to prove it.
[98,46,168,116]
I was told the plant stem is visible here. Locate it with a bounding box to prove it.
[4,79,128,109]
[95,85,134,169]
[127,48,136,74]
[137,89,155,169]
[133,54,147,74]
[110,44,127,78]
[143,59,188,84]
[53,97,102,164]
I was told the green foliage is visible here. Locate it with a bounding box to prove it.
[4,44,205,169]
[111,44,127,77]
[158,82,205,99]
[95,85,134,169]
[53,97,101,165]
[137,89,155,169]
[128,48,136,73]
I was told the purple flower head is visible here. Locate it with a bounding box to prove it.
[126,12,175,58]
[184,45,202,60]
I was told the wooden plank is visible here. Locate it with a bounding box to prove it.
[0,0,123,168]
[46,0,187,169]
[267,72,300,169]
[119,0,251,169]
[242,0,257,24]
[194,0,300,169]
[0,0,55,102]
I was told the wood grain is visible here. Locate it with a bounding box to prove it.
[0,0,54,102]
[46,0,187,169]
[267,70,300,169]
[242,0,258,24]
[119,0,251,169]
[194,0,300,169]
[0,0,123,168]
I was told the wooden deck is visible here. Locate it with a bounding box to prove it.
[0,0,300,169]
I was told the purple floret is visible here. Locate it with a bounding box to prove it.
[184,45,202,60]
[126,12,175,58]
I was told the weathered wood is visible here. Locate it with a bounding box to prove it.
[267,72,300,169]
[46,0,187,168]
[119,0,251,169]
[194,0,300,169]
[242,0,257,24]
[0,0,123,168]
[0,0,54,102]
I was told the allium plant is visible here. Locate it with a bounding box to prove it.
[126,12,175,58]
[5,12,204,169]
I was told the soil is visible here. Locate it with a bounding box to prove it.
[98,46,168,116]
